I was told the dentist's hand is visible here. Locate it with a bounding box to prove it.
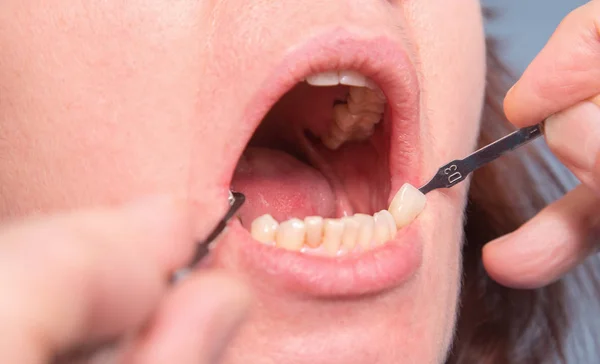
[483,0,600,289]
[0,197,250,364]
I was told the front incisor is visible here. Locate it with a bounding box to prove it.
[322,218,345,255]
[388,183,427,228]
[304,216,324,248]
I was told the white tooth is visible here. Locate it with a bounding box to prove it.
[276,218,306,251]
[322,218,345,255]
[339,70,367,87]
[341,217,359,250]
[378,210,397,239]
[306,71,340,86]
[373,210,393,245]
[349,123,376,141]
[347,93,385,115]
[304,216,324,248]
[333,104,357,132]
[353,213,375,249]
[349,86,386,105]
[365,79,386,99]
[250,214,279,244]
[388,183,427,228]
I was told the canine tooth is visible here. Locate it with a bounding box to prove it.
[276,218,306,251]
[353,214,375,249]
[306,71,339,86]
[341,217,359,250]
[322,218,345,255]
[339,70,367,87]
[251,214,279,244]
[373,210,393,245]
[388,183,426,228]
[304,216,324,248]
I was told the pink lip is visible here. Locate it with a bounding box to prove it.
[208,29,423,297]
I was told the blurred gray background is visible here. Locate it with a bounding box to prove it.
[482,1,598,362]
[483,0,587,74]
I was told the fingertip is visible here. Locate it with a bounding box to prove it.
[503,81,540,128]
[125,271,252,364]
[483,231,560,289]
[482,234,531,289]
[121,194,195,270]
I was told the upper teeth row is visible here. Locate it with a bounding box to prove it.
[305,70,378,89]
[305,70,387,150]
[249,183,426,256]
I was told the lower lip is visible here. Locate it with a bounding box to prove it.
[210,219,423,297]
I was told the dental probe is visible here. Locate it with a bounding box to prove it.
[171,190,246,283]
[418,123,544,194]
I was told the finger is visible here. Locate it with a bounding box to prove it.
[0,196,194,363]
[483,184,600,289]
[124,271,251,364]
[544,97,600,193]
[504,1,600,126]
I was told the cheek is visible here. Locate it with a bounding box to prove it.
[407,0,487,161]
[0,1,227,221]
[403,0,486,351]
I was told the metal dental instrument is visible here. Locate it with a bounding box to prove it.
[171,190,246,283]
[419,123,544,194]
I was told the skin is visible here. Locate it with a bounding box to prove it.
[485,0,600,289]
[0,0,596,363]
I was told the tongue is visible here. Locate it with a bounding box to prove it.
[231,147,336,225]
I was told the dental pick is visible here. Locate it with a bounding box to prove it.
[171,190,245,283]
[418,123,543,194]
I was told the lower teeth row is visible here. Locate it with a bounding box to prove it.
[249,183,426,256]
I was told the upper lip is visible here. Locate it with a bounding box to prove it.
[208,29,424,297]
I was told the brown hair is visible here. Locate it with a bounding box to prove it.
[448,11,600,364]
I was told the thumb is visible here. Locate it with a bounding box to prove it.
[544,96,600,193]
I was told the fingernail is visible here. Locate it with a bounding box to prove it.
[545,101,600,171]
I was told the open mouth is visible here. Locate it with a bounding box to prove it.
[233,70,425,256]
[213,32,426,296]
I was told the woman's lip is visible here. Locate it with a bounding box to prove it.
[209,29,422,296]
[212,219,423,297]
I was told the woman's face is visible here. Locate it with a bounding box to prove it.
[0,1,486,362]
